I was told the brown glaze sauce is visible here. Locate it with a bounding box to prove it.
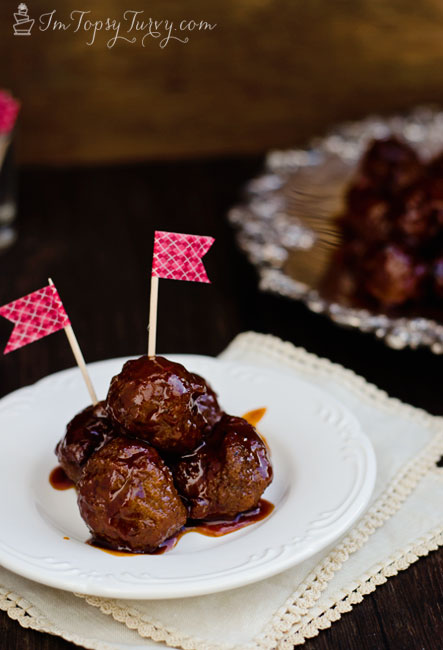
[184,498,274,536]
[154,498,275,554]
[242,407,266,427]
[52,406,272,556]
[242,407,269,448]
[87,498,274,556]
[85,541,137,557]
[49,466,75,490]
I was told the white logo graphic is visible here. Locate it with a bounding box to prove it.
[13,3,34,36]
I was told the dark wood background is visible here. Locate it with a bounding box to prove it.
[4,0,443,164]
[0,157,442,649]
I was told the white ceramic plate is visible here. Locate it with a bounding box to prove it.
[0,355,376,599]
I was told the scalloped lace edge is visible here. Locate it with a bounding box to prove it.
[2,521,442,650]
[1,332,442,650]
[0,586,118,650]
[277,525,443,649]
[74,523,443,650]
[76,426,443,650]
[222,332,443,426]
[75,333,443,650]
[227,333,443,650]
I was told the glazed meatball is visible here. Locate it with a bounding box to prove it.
[55,401,114,483]
[342,188,393,243]
[428,152,443,179]
[433,256,443,298]
[106,356,222,454]
[357,136,423,193]
[426,175,443,228]
[78,437,187,553]
[395,178,443,244]
[173,414,273,520]
[364,244,427,307]
[395,182,433,243]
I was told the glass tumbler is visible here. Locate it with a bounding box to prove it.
[0,91,19,251]
[0,135,17,250]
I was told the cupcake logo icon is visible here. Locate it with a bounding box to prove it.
[13,3,34,36]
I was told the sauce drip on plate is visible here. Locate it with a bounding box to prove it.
[49,466,75,490]
[242,407,269,448]
[242,407,266,427]
[88,498,274,556]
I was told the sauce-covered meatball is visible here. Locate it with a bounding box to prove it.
[342,188,393,243]
[433,256,443,298]
[395,179,443,245]
[356,136,423,193]
[364,244,427,307]
[78,437,187,553]
[106,356,222,454]
[55,401,114,483]
[173,414,273,520]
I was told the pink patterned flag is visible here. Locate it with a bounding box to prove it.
[0,90,20,135]
[0,284,70,354]
[152,231,215,283]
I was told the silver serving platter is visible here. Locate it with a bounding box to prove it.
[228,106,443,353]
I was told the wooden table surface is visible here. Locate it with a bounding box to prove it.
[0,157,442,649]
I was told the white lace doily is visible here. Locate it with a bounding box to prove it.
[1,332,442,649]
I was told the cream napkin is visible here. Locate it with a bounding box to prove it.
[1,332,442,650]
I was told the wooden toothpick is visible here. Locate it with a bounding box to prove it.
[147,275,159,358]
[48,278,98,405]
[0,135,11,169]
[147,230,214,357]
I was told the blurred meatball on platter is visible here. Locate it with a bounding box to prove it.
[0,354,375,598]
[229,107,443,353]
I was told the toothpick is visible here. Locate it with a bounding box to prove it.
[48,278,98,405]
[148,275,159,358]
[0,135,11,169]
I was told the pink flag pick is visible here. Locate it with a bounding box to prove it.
[148,230,215,357]
[0,284,70,354]
[152,230,215,283]
[0,90,20,135]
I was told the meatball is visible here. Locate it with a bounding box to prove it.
[173,414,273,520]
[342,188,393,243]
[106,356,222,454]
[357,136,423,193]
[395,182,433,243]
[395,178,443,245]
[426,175,443,228]
[433,256,443,298]
[77,437,187,553]
[363,244,427,307]
[428,152,443,179]
[55,401,115,483]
